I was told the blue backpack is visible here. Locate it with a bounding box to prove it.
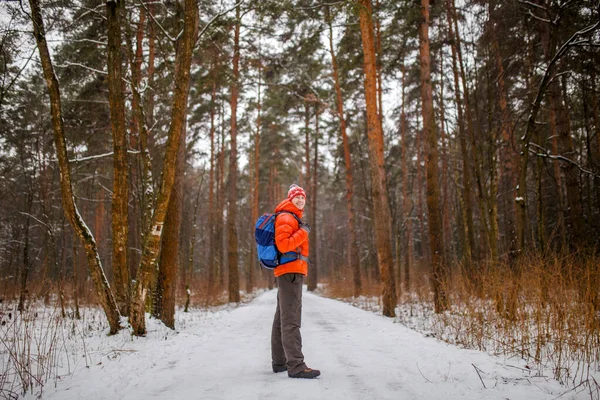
[254,211,307,269]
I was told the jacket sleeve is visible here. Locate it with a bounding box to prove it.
[275,214,308,253]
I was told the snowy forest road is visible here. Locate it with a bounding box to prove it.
[38,289,574,400]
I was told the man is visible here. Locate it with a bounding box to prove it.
[271,184,320,379]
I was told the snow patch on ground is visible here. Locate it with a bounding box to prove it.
[1,288,596,399]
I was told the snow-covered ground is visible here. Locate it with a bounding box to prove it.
[13,287,590,400]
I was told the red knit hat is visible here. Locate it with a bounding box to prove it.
[287,184,306,201]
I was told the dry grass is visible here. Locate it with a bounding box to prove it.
[319,254,600,393]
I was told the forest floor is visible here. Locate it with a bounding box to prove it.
[14,288,592,400]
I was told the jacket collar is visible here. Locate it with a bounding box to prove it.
[275,199,303,219]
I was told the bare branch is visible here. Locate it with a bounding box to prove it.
[19,212,53,233]
[55,61,107,75]
[138,0,176,42]
[518,0,548,12]
[528,143,600,179]
[297,1,346,10]
[527,9,552,24]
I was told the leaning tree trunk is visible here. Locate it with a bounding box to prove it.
[227,6,241,303]
[326,6,361,296]
[29,0,120,333]
[130,0,198,336]
[107,0,130,316]
[419,0,448,313]
[358,0,397,317]
[154,120,186,329]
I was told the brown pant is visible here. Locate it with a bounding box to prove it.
[271,273,307,375]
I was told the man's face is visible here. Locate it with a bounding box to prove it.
[291,195,306,210]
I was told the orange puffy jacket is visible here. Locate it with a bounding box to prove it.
[273,199,309,277]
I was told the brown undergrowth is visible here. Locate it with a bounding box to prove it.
[320,253,600,393]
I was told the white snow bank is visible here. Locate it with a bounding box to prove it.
[19,288,590,400]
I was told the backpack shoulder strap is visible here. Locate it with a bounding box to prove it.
[276,210,302,223]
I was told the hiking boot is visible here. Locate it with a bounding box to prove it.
[289,368,320,379]
[272,364,287,373]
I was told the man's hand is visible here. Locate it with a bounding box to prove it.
[299,222,311,234]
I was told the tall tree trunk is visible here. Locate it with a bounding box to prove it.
[445,0,474,268]
[556,79,585,245]
[107,0,130,316]
[216,104,226,289]
[549,95,568,250]
[227,6,241,303]
[29,0,120,333]
[130,0,198,335]
[141,2,156,238]
[450,0,489,260]
[307,104,319,292]
[304,103,311,189]
[490,11,517,259]
[400,64,412,293]
[415,97,428,262]
[419,0,448,313]
[327,6,361,296]
[375,0,384,134]
[124,6,147,276]
[154,120,186,329]
[438,45,451,263]
[249,55,261,293]
[208,73,217,294]
[358,0,397,317]
[17,191,33,313]
[186,187,202,312]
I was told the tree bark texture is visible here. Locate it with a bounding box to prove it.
[419,0,448,313]
[327,6,361,296]
[29,0,121,333]
[307,104,319,292]
[107,0,130,316]
[358,0,397,317]
[208,73,217,293]
[490,13,517,260]
[155,120,186,329]
[400,64,412,292]
[227,6,241,303]
[130,0,198,335]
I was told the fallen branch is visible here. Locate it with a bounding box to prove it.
[472,363,486,389]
